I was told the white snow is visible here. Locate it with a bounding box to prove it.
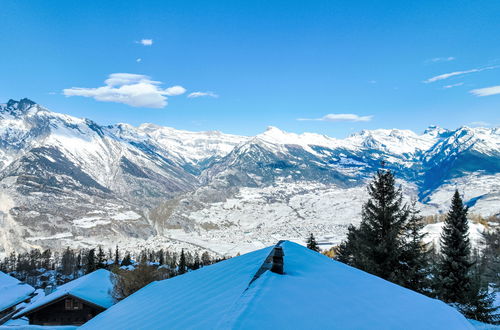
[112,211,141,221]
[14,269,114,319]
[26,233,73,241]
[0,272,34,313]
[81,242,472,330]
[424,221,487,250]
[72,211,141,229]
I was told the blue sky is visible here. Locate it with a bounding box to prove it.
[1,0,499,137]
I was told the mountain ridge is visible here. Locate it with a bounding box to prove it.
[0,99,499,256]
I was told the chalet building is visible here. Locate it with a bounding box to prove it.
[14,269,114,326]
[0,271,35,324]
[81,241,473,330]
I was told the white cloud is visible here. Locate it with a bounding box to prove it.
[424,66,498,83]
[165,86,187,96]
[63,73,186,108]
[469,121,491,127]
[136,58,142,62]
[187,91,219,98]
[443,82,464,89]
[469,85,500,97]
[297,113,373,122]
[426,57,455,63]
[139,39,153,46]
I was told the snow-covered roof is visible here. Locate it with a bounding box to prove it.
[80,241,473,330]
[14,269,114,318]
[0,272,35,313]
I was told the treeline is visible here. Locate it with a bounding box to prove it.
[0,245,224,295]
[317,165,499,324]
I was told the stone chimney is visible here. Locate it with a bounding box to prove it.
[270,246,284,274]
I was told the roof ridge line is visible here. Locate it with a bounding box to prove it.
[214,243,286,329]
[245,240,285,291]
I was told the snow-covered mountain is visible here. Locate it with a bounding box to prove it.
[0,99,499,256]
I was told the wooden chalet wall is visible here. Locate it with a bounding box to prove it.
[28,296,105,326]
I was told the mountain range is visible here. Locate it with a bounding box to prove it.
[0,98,499,256]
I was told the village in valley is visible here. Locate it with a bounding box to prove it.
[1,169,498,329]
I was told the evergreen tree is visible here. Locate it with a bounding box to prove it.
[201,251,211,266]
[85,249,97,274]
[338,166,409,284]
[121,253,132,266]
[114,245,120,265]
[459,269,499,324]
[399,202,431,293]
[306,233,320,252]
[97,246,106,269]
[334,225,361,266]
[178,249,187,275]
[61,247,75,276]
[435,190,473,304]
[41,249,52,270]
[158,249,165,265]
[480,228,500,291]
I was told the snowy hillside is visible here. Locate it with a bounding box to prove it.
[0,99,499,256]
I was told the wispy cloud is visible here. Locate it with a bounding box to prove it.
[63,73,186,108]
[424,66,498,83]
[187,91,219,98]
[469,85,500,97]
[139,39,153,46]
[136,58,142,63]
[426,57,455,64]
[469,121,491,127]
[298,113,373,122]
[443,82,464,89]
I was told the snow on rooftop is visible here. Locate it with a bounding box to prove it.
[0,272,35,313]
[81,241,472,330]
[14,269,114,318]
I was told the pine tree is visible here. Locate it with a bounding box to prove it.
[459,269,499,324]
[334,225,361,266]
[61,247,75,276]
[399,202,431,293]
[201,251,211,266]
[114,245,120,265]
[158,249,165,265]
[41,249,52,270]
[339,166,409,284]
[435,190,473,304]
[97,246,106,269]
[85,249,97,274]
[480,228,500,290]
[178,249,187,275]
[306,233,320,252]
[121,253,132,266]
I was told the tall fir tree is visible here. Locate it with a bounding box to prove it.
[114,245,120,265]
[85,249,97,274]
[435,190,473,304]
[399,202,431,293]
[97,246,106,269]
[306,233,320,252]
[343,166,409,284]
[178,249,187,275]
